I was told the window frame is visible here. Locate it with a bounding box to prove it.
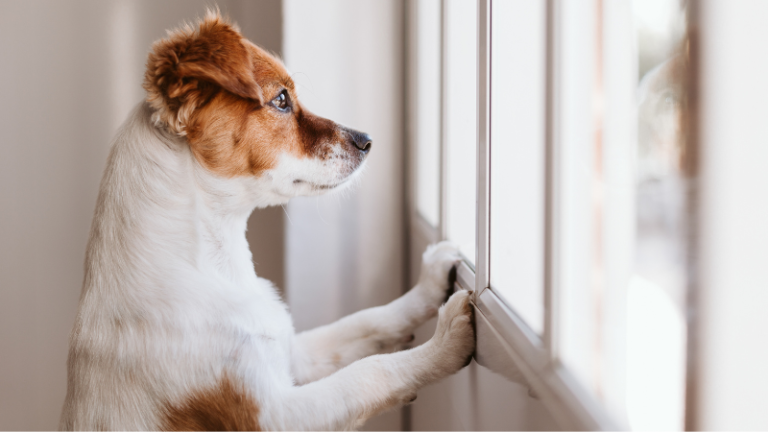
[407,0,641,429]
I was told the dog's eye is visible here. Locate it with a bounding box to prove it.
[271,90,290,112]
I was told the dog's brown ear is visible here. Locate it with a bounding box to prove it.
[144,10,263,134]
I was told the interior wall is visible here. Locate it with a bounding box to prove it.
[695,1,768,429]
[282,0,406,430]
[237,0,287,295]
[0,1,282,429]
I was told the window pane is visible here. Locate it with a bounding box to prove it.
[554,1,689,428]
[629,0,688,429]
[556,0,600,399]
[444,0,477,263]
[489,0,547,334]
[414,0,442,227]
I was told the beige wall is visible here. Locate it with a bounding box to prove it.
[282,0,407,429]
[695,1,768,429]
[0,1,282,429]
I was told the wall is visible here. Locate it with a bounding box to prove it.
[0,1,282,429]
[282,0,407,429]
[695,0,768,429]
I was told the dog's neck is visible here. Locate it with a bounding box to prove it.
[85,103,266,297]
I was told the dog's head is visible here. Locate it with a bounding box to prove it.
[143,11,371,204]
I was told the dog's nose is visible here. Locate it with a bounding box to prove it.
[351,131,372,154]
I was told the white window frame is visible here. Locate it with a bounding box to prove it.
[407,0,643,429]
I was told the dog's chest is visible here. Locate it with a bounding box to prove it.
[229,280,293,344]
[237,297,293,344]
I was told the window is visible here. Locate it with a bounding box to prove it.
[443,0,478,264]
[489,0,547,335]
[409,0,691,429]
[413,0,441,228]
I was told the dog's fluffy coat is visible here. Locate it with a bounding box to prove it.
[60,11,474,431]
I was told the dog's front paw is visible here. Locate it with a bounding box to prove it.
[428,290,475,374]
[417,241,462,305]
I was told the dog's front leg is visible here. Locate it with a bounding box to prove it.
[266,290,474,431]
[291,242,461,384]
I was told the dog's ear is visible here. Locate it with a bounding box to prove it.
[144,10,263,134]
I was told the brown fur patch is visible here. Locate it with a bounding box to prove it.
[162,375,260,431]
[144,10,263,134]
[184,90,347,177]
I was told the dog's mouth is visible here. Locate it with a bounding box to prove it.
[293,179,345,190]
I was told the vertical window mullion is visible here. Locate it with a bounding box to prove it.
[544,0,561,363]
[439,0,448,240]
[476,0,491,295]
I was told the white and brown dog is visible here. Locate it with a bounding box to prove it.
[59,11,474,431]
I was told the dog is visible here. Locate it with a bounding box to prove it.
[59,10,475,431]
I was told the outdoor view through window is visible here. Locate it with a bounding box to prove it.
[628,0,689,429]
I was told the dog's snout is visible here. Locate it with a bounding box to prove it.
[350,131,372,154]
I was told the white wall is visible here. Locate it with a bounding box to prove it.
[283,0,406,341]
[282,0,407,429]
[0,1,282,429]
[696,1,768,429]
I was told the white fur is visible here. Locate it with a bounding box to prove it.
[59,102,474,431]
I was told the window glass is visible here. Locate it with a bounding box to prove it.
[444,0,477,263]
[414,0,442,227]
[556,0,600,396]
[628,0,688,429]
[555,1,689,429]
[489,0,547,334]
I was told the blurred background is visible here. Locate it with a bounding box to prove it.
[1,0,767,430]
